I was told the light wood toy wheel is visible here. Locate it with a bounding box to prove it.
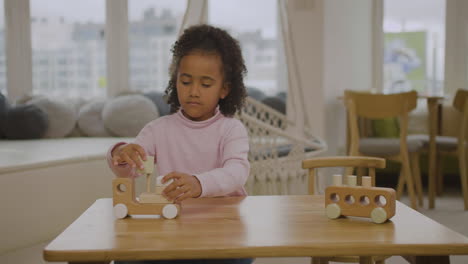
[162,204,178,219]
[326,203,341,219]
[114,203,128,219]
[370,207,388,224]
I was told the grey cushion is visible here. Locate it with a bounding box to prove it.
[410,134,458,152]
[78,99,113,137]
[28,97,77,138]
[262,96,286,114]
[0,92,9,138]
[359,136,425,156]
[4,104,49,139]
[247,87,267,102]
[102,94,159,137]
[144,91,171,116]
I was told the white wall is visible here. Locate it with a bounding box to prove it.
[285,0,374,156]
[323,0,373,155]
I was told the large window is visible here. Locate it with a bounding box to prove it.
[383,0,446,94]
[0,0,6,95]
[209,0,284,97]
[129,0,186,93]
[30,0,106,98]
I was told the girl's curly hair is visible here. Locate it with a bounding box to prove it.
[164,24,247,117]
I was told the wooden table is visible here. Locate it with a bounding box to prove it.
[44,196,468,264]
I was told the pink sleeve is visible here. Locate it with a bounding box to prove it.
[106,123,157,178]
[194,121,250,197]
[106,142,137,178]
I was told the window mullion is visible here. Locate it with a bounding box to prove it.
[106,0,129,97]
[5,0,33,101]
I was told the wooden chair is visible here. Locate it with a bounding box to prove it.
[429,89,468,210]
[302,156,388,264]
[344,90,423,210]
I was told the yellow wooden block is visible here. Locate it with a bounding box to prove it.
[138,192,170,204]
[136,156,154,175]
[347,175,357,186]
[155,186,165,195]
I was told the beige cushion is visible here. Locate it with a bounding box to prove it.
[359,135,425,156]
[102,94,159,137]
[78,99,113,137]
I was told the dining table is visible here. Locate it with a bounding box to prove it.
[44,195,468,264]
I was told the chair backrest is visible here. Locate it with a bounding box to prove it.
[344,90,418,156]
[453,89,468,112]
[344,90,417,119]
[302,156,386,195]
[453,89,468,142]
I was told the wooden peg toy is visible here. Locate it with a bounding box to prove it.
[325,175,396,224]
[112,155,180,219]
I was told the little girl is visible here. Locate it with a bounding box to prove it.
[108,24,252,264]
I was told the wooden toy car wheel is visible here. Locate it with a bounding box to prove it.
[114,203,128,219]
[162,204,178,219]
[370,207,388,224]
[326,203,341,219]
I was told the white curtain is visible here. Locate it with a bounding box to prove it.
[278,0,327,193]
[179,0,208,36]
[444,0,468,96]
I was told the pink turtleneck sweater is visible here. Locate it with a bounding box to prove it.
[106,108,250,197]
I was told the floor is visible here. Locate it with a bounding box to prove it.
[1,188,467,264]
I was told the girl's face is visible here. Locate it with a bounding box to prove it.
[176,51,229,121]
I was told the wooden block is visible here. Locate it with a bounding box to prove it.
[155,186,165,194]
[362,176,372,188]
[138,192,170,204]
[156,175,173,187]
[347,175,357,186]
[332,174,342,186]
[324,185,396,223]
[136,156,154,175]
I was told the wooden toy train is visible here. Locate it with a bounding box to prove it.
[112,156,180,219]
[325,175,396,224]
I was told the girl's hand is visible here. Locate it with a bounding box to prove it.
[162,172,202,203]
[111,143,147,169]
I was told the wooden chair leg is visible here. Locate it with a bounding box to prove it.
[359,256,373,264]
[403,153,418,209]
[396,168,405,200]
[459,147,468,210]
[436,154,444,196]
[311,257,328,264]
[410,152,424,207]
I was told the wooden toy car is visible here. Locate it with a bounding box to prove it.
[325,175,396,224]
[112,156,180,219]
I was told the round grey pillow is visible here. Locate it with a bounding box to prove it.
[247,87,267,102]
[4,104,49,139]
[102,94,159,137]
[144,91,171,116]
[0,92,9,138]
[78,99,113,137]
[28,97,77,138]
[262,96,286,114]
